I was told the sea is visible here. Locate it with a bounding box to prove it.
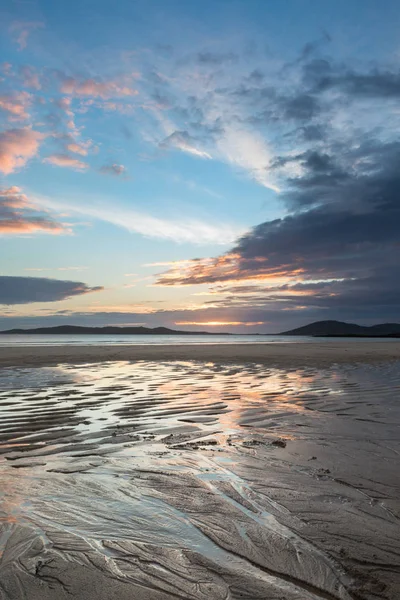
[0,334,398,347]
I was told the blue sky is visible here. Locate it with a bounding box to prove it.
[1,0,400,331]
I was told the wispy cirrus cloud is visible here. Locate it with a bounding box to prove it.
[216,126,279,192]
[25,266,88,272]
[0,128,43,174]
[159,131,211,159]
[34,194,244,245]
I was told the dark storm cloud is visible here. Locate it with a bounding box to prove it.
[0,276,103,304]
[232,141,400,273]
[303,58,400,98]
[281,93,321,120]
[300,124,326,141]
[155,131,400,321]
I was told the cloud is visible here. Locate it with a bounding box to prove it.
[0,187,67,235]
[154,136,400,321]
[35,195,244,245]
[281,93,320,121]
[66,141,91,156]
[140,42,400,199]
[196,51,238,66]
[216,127,280,191]
[9,21,44,50]
[19,65,41,90]
[159,131,212,159]
[43,153,88,170]
[99,163,127,176]
[138,44,400,323]
[175,320,264,326]
[0,128,43,174]
[0,276,103,305]
[25,266,87,272]
[59,75,138,99]
[303,58,400,98]
[0,92,31,121]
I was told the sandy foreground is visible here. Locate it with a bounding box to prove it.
[0,343,400,600]
[0,339,400,368]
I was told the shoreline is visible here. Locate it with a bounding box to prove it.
[0,340,399,368]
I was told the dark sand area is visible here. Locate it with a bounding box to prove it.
[0,345,400,599]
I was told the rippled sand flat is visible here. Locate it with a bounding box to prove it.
[1,356,400,599]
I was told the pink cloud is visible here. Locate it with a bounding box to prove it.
[43,153,88,170]
[9,21,44,51]
[52,97,82,135]
[66,141,92,156]
[0,187,68,235]
[0,128,43,174]
[55,97,73,112]
[0,186,30,208]
[0,92,31,121]
[60,76,138,99]
[0,219,65,235]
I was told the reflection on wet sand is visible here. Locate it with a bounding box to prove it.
[1,360,400,599]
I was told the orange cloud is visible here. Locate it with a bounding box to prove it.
[0,220,65,234]
[0,128,43,174]
[156,252,305,287]
[60,76,138,99]
[44,153,88,170]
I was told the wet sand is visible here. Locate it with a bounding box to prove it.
[1,346,400,599]
[0,339,400,368]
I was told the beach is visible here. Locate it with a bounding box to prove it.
[0,341,399,599]
[0,339,400,368]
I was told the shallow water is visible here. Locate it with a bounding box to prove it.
[1,333,399,347]
[1,360,399,599]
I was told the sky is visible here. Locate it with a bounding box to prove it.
[1,0,400,333]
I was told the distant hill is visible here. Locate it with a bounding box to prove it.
[280,320,400,337]
[0,325,222,335]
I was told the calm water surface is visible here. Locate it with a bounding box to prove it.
[0,333,398,346]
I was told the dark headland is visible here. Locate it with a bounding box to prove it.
[280,319,400,337]
[0,325,220,335]
[1,320,400,337]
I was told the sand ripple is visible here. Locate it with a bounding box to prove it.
[1,360,400,599]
